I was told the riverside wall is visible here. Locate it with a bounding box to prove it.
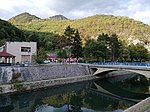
[0,64,95,94]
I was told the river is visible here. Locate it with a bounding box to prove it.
[1,78,147,112]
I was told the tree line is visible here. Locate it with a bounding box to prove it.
[36,25,149,63]
[0,19,149,63]
[83,33,149,62]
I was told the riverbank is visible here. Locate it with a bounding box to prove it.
[0,64,96,95]
[0,75,96,95]
[124,97,150,112]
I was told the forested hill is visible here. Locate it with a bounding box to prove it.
[9,14,150,44]
[8,12,40,23]
[0,19,25,45]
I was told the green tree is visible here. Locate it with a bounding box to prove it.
[94,41,108,61]
[97,33,121,61]
[64,25,75,47]
[83,38,108,62]
[97,33,110,60]
[71,30,83,60]
[128,43,149,62]
[97,33,109,44]
[57,35,68,49]
[109,34,121,61]
[64,25,75,59]
[25,31,38,42]
[136,43,149,62]
[35,47,47,63]
[119,47,130,62]
[41,33,62,50]
[58,49,67,60]
[128,44,137,62]
[83,39,96,61]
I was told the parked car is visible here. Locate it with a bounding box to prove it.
[44,60,51,64]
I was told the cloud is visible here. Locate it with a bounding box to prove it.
[128,0,150,25]
[0,0,150,25]
[133,10,150,25]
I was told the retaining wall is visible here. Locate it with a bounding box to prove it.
[0,75,95,94]
[0,64,90,84]
[0,64,95,94]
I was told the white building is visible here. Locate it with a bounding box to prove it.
[0,42,37,63]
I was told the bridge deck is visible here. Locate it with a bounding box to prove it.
[80,63,150,78]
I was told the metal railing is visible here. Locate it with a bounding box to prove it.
[92,62,150,66]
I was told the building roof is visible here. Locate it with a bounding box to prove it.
[0,51,15,57]
[47,54,58,58]
[66,58,77,62]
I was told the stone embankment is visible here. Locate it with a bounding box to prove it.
[124,97,150,112]
[0,64,95,94]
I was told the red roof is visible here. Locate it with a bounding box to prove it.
[0,51,15,57]
[66,58,77,62]
[47,54,57,58]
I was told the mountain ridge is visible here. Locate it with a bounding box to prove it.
[8,12,40,23]
[8,12,69,23]
[49,15,68,20]
[9,13,150,43]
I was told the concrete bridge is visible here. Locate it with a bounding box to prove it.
[82,64,150,78]
[80,63,150,101]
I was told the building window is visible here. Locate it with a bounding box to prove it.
[21,47,31,52]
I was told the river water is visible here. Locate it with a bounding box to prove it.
[1,77,149,112]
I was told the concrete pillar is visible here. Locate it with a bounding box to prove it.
[8,57,10,63]
[4,57,7,63]
[12,57,15,64]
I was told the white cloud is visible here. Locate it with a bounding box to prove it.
[126,0,150,25]
[133,10,150,25]
[0,0,150,25]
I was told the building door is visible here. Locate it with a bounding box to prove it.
[21,55,30,63]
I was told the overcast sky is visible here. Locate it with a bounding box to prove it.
[0,0,150,25]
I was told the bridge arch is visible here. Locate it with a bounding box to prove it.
[87,65,150,101]
[92,67,150,78]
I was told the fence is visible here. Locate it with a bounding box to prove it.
[92,62,150,66]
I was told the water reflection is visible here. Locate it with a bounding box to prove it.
[0,80,139,112]
[92,78,150,101]
[114,76,150,94]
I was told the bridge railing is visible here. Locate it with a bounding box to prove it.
[91,62,150,66]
